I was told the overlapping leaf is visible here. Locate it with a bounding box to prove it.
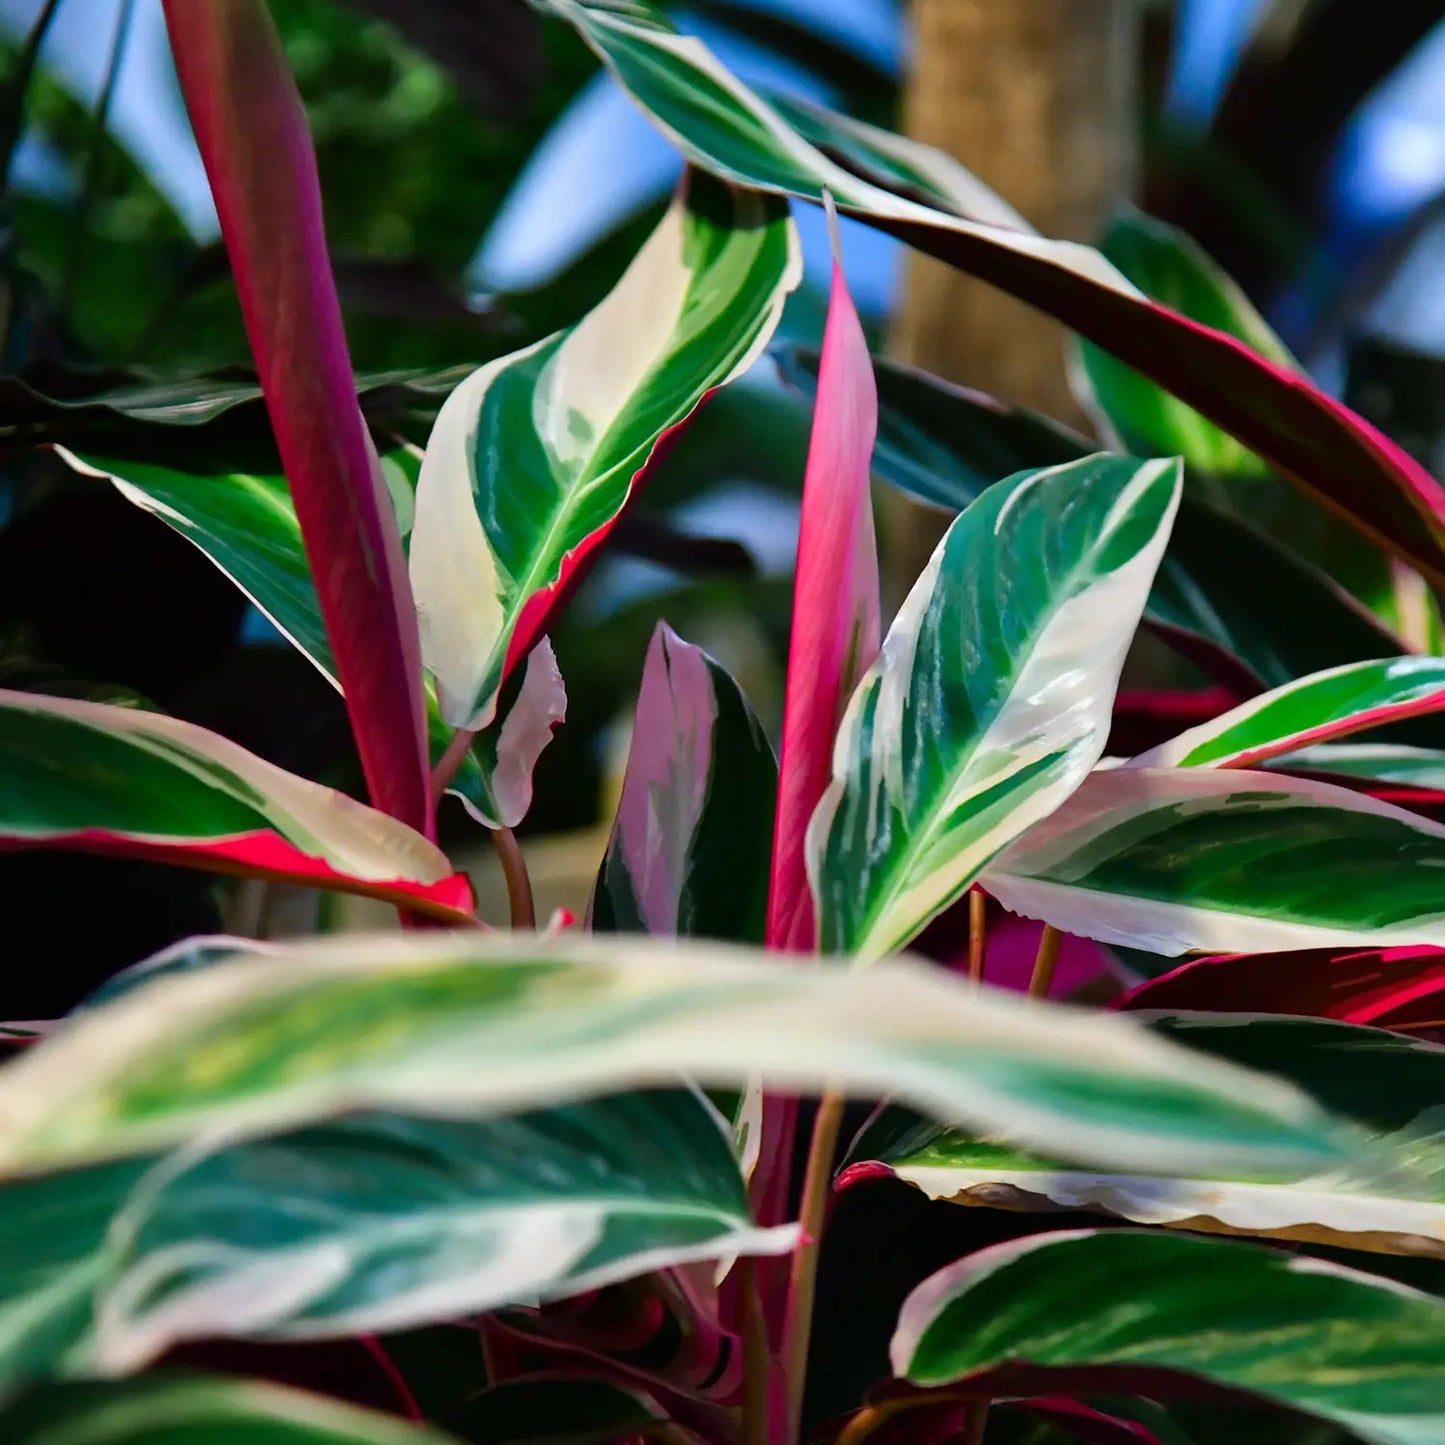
[891,1229,1445,1445]
[0,933,1357,1180]
[985,767,1445,956]
[531,0,1445,586]
[591,623,775,941]
[808,455,1181,962]
[1130,658,1445,770]
[410,171,799,730]
[851,1015,1445,1256]
[0,688,472,921]
[777,346,1409,690]
[1267,743,1445,790]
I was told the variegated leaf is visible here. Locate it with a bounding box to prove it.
[808,455,1181,962]
[591,623,775,942]
[985,766,1445,956]
[411,171,800,729]
[1130,658,1445,770]
[1267,743,1445,790]
[0,933,1356,1180]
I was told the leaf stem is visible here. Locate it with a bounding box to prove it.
[741,1255,771,1445]
[782,1089,845,1439]
[431,726,478,799]
[834,1401,903,1445]
[1028,924,1062,998]
[963,1398,991,1444]
[492,824,535,930]
[967,888,987,983]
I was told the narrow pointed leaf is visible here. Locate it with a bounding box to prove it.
[809,455,1181,962]
[1130,658,1445,770]
[64,449,554,832]
[0,1376,455,1444]
[592,623,775,941]
[0,933,1357,1180]
[410,172,799,729]
[767,210,881,952]
[1267,744,1445,789]
[985,766,1445,956]
[855,1015,1445,1257]
[162,0,431,832]
[891,1229,1445,1445]
[777,346,1409,692]
[531,0,1445,586]
[0,688,472,921]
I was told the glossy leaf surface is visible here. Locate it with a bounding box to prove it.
[809,455,1180,961]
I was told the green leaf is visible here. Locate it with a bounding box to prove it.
[0,933,1357,1181]
[592,622,775,942]
[985,766,1445,956]
[891,1229,1445,1445]
[0,688,472,921]
[1267,744,1445,789]
[409,171,800,729]
[1131,658,1445,770]
[809,454,1181,962]
[858,1015,1445,1257]
[775,346,1411,690]
[0,1375,456,1443]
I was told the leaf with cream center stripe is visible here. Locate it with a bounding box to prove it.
[0,932,1360,1180]
[807,454,1181,963]
[410,171,799,729]
[984,766,1445,956]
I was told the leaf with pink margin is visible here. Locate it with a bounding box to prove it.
[161,0,431,835]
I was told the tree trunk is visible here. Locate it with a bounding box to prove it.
[884,0,1138,595]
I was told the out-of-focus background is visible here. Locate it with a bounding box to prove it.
[3,0,1444,998]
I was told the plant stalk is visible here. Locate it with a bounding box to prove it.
[431,726,478,799]
[741,1255,771,1445]
[1028,924,1062,998]
[491,824,535,930]
[964,1398,992,1444]
[782,1089,846,1438]
[967,888,987,983]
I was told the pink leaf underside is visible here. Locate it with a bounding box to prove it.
[1118,944,1445,1037]
[0,829,475,924]
[161,0,431,834]
[766,257,881,952]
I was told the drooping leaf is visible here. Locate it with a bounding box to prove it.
[852,1014,1445,1256]
[1266,744,1445,790]
[0,1375,456,1444]
[410,171,799,730]
[162,0,432,832]
[64,449,559,832]
[0,933,1356,1180]
[1118,947,1445,1040]
[776,347,1410,690]
[1128,658,1445,770]
[766,202,881,953]
[809,455,1181,962]
[0,688,472,922]
[890,1229,1445,1445]
[591,623,775,942]
[985,766,1445,956]
[530,0,1445,586]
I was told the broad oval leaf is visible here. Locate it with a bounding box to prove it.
[808,454,1181,962]
[854,1014,1445,1257]
[0,688,472,922]
[985,766,1445,956]
[1129,658,1445,770]
[410,171,800,729]
[531,0,1445,587]
[891,1229,1445,1445]
[0,1375,454,1444]
[0,933,1356,1180]
[776,346,1411,692]
[591,622,775,941]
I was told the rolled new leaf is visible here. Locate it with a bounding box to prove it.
[162,0,431,833]
[0,688,472,921]
[0,932,1356,1179]
[530,0,1445,587]
[808,455,1181,962]
[591,623,775,941]
[1129,657,1445,770]
[891,1229,1445,1445]
[985,766,1445,955]
[851,1014,1445,1256]
[410,172,799,730]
